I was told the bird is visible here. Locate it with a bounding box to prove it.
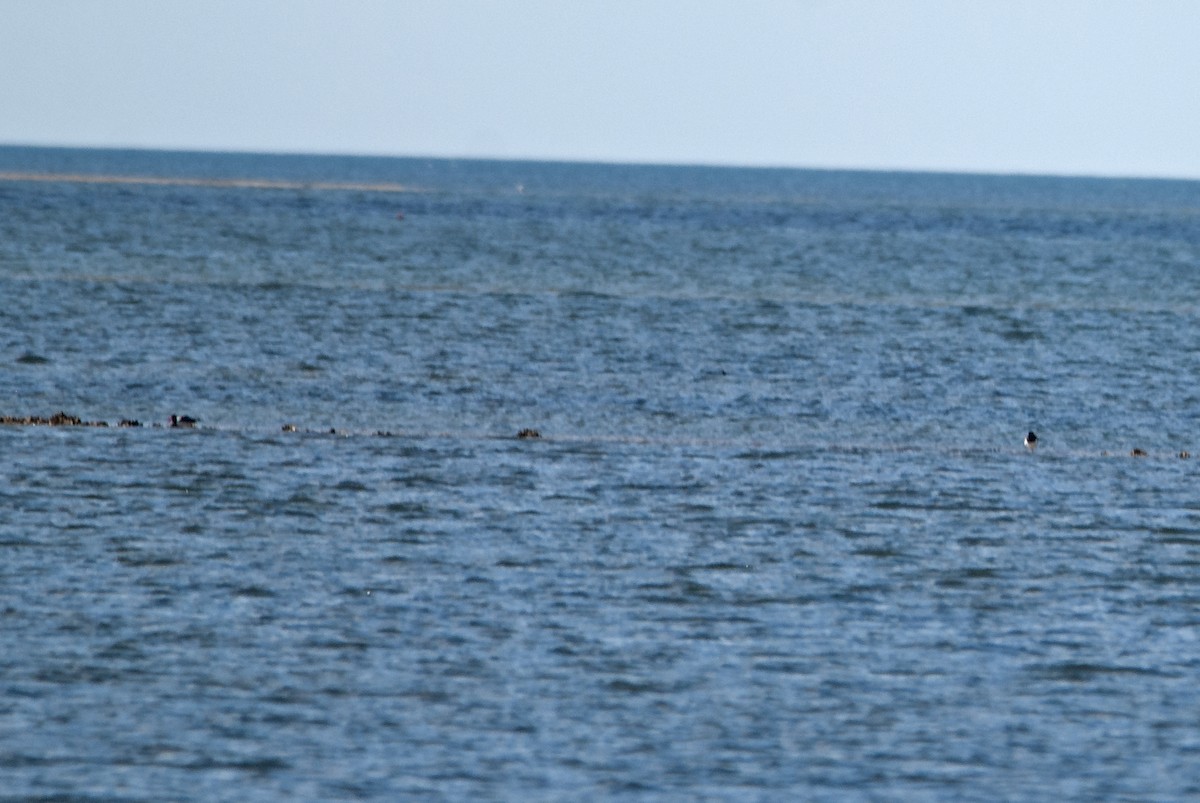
[1024,431,1038,451]
[169,414,198,428]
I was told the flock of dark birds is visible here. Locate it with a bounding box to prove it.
[0,412,194,429]
[0,416,1186,455]
[0,411,541,439]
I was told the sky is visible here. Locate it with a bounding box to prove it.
[3,0,1200,179]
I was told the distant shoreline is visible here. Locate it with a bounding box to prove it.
[0,171,411,192]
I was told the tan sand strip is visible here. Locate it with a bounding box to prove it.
[0,171,411,192]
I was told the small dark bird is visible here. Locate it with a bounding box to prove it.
[1024,431,1038,451]
[169,414,197,428]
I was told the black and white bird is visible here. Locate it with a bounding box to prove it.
[1024,431,1038,451]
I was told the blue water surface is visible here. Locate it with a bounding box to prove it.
[2,147,1200,800]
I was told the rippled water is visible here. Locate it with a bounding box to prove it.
[3,147,1200,800]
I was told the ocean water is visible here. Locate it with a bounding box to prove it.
[3,146,1200,800]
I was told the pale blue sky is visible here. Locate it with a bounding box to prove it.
[3,0,1199,178]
